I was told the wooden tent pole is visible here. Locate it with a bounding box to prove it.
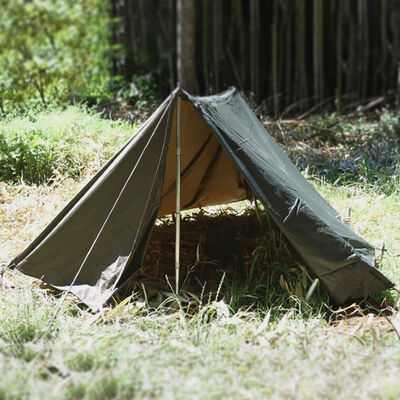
[175,96,182,293]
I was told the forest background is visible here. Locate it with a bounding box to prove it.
[1,0,399,115]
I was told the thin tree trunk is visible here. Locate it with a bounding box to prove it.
[110,0,118,76]
[128,0,137,60]
[295,0,307,106]
[313,0,323,101]
[212,0,222,91]
[345,1,355,100]
[271,0,279,116]
[358,0,368,100]
[227,3,241,89]
[202,0,209,91]
[139,0,148,64]
[284,1,293,108]
[336,0,343,111]
[250,0,260,101]
[391,2,400,102]
[234,0,246,89]
[176,0,198,93]
[123,0,135,80]
[380,0,387,92]
[167,0,175,90]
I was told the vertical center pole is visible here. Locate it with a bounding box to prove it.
[175,96,182,294]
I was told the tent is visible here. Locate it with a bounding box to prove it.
[9,87,393,310]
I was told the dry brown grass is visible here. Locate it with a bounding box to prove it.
[0,179,80,263]
[1,175,400,399]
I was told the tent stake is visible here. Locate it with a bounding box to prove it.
[175,96,182,293]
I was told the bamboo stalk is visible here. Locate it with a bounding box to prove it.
[250,0,260,101]
[168,0,175,90]
[380,0,387,92]
[313,0,324,101]
[272,0,279,116]
[236,0,246,88]
[336,0,343,111]
[285,1,293,109]
[127,0,137,60]
[226,2,241,89]
[391,3,400,93]
[345,1,355,100]
[295,0,307,108]
[139,0,148,64]
[212,0,222,91]
[360,0,369,100]
[202,0,209,91]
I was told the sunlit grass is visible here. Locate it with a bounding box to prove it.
[0,108,399,399]
[1,270,400,399]
[312,179,400,285]
[0,105,134,184]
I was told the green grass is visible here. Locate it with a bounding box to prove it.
[0,105,134,184]
[1,273,400,399]
[0,107,400,399]
[267,109,400,195]
[1,180,399,399]
[313,180,400,286]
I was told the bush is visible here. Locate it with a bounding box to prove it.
[0,0,113,111]
[0,106,133,184]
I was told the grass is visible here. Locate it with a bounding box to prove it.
[0,106,400,398]
[125,206,329,315]
[1,180,399,399]
[266,109,400,195]
[0,105,134,184]
[1,274,400,399]
[313,180,400,285]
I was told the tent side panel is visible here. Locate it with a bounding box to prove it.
[12,96,175,310]
[190,89,393,303]
[9,94,174,270]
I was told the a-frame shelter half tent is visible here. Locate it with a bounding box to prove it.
[9,88,393,310]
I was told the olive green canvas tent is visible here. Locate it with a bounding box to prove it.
[9,88,393,310]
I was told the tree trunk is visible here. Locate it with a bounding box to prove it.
[295,0,307,107]
[271,0,279,116]
[110,0,119,77]
[336,0,343,111]
[202,0,209,92]
[212,0,222,92]
[250,0,260,101]
[176,0,198,94]
[284,1,293,108]
[313,0,324,101]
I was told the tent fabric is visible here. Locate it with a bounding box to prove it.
[159,98,248,216]
[9,87,393,309]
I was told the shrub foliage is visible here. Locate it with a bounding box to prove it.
[0,106,133,184]
[0,0,112,111]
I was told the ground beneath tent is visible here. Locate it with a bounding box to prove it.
[115,206,314,309]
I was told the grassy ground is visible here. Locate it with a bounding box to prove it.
[0,107,399,399]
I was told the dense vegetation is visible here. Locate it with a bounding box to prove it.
[0,106,133,184]
[0,0,112,111]
[1,105,398,192]
[0,0,399,114]
[113,0,400,113]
